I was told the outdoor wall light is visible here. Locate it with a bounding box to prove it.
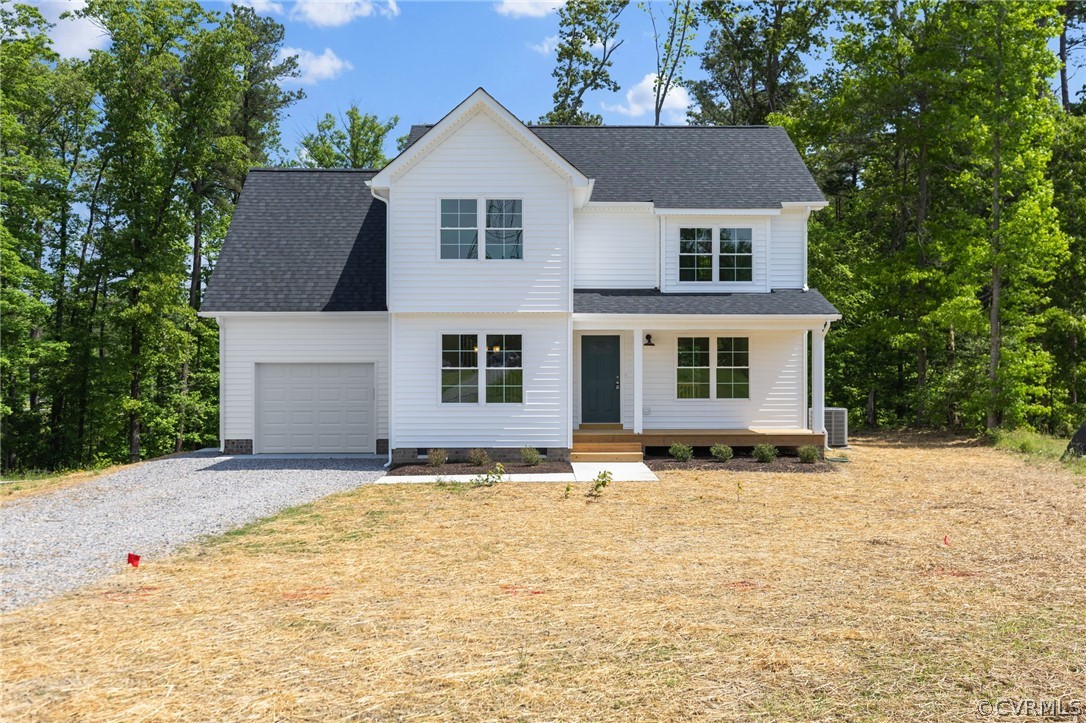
[644,334,655,347]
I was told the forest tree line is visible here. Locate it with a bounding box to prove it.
[2,0,1084,472]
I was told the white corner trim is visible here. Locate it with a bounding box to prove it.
[782,200,829,210]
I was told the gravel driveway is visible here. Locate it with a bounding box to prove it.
[0,451,387,611]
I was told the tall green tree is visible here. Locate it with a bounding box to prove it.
[643,0,698,124]
[540,0,629,125]
[690,0,830,125]
[297,105,399,168]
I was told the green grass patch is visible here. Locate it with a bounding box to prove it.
[992,428,1085,475]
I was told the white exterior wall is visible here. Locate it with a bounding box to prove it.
[769,209,807,289]
[572,331,635,428]
[391,313,570,449]
[387,112,572,313]
[661,215,771,293]
[640,329,806,430]
[220,314,390,442]
[573,208,657,289]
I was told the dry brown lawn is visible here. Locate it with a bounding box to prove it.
[2,435,1084,721]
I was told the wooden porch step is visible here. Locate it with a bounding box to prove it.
[577,423,624,430]
[571,442,643,453]
[570,451,644,463]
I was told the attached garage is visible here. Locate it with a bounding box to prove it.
[256,363,376,454]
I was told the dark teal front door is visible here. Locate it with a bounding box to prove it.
[582,335,621,423]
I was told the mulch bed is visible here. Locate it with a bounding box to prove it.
[386,460,574,476]
[644,456,835,474]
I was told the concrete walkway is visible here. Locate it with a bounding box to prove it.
[379,461,657,484]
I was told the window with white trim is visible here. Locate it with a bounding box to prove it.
[716,337,750,399]
[718,228,753,282]
[677,225,755,283]
[485,334,523,403]
[485,200,523,260]
[440,199,478,259]
[441,334,479,403]
[677,337,711,399]
[679,228,713,282]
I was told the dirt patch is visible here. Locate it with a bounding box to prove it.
[386,460,573,476]
[644,456,835,473]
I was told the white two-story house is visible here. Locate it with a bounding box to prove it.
[201,89,840,462]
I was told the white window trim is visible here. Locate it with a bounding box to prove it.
[674,335,751,402]
[677,225,756,286]
[437,330,526,406]
[436,197,525,263]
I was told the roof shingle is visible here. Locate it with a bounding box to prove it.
[573,288,839,316]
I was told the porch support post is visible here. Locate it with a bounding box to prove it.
[633,328,644,434]
[811,325,826,444]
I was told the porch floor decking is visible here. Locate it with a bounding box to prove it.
[573,427,825,450]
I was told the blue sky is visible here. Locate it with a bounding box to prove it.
[35,0,1086,161]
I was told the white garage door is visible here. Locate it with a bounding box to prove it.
[256,363,375,453]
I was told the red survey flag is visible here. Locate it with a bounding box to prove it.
[943,535,950,547]
[127,553,140,568]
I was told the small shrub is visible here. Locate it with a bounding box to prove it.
[520,446,542,466]
[797,445,820,464]
[467,448,490,467]
[710,443,734,462]
[752,444,777,463]
[669,442,693,462]
[427,448,447,467]
[587,470,612,497]
[471,462,505,487]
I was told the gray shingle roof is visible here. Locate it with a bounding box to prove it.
[405,124,825,209]
[202,169,386,313]
[573,288,839,316]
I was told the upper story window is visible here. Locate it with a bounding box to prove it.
[485,200,523,260]
[440,199,478,259]
[440,198,522,260]
[718,228,753,282]
[678,226,754,283]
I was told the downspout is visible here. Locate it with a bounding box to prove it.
[369,182,395,468]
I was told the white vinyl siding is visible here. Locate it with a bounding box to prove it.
[662,215,769,292]
[388,112,571,312]
[392,314,569,449]
[220,315,389,444]
[769,208,807,289]
[573,208,658,288]
[641,329,805,429]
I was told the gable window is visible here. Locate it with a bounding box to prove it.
[718,228,753,282]
[716,337,750,399]
[440,199,478,259]
[441,334,479,403]
[679,228,713,282]
[676,337,711,399]
[485,200,523,260]
[485,334,523,403]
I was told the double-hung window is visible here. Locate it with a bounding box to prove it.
[677,336,750,400]
[440,333,523,404]
[678,226,754,283]
[440,198,522,260]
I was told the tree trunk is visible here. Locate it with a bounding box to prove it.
[189,184,203,310]
[1059,13,1070,111]
[866,389,877,428]
[916,345,927,427]
[987,14,1004,431]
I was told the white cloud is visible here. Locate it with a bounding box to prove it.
[494,0,565,18]
[279,47,354,85]
[235,0,286,14]
[529,34,559,55]
[602,73,692,124]
[39,0,109,59]
[289,0,399,27]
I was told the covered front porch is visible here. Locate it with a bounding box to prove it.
[571,299,835,462]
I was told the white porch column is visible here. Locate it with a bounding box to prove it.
[633,328,644,434]
[811,325,826,443]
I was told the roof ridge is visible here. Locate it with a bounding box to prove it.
[411,123,778,130]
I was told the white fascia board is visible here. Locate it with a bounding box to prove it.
[653,207,781,216]
[781,200,830,210]
[369,88,589,191]
[573,313,840,331]
[583,201,655,211]
[197,311,390,319]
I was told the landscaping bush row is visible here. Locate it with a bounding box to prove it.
[663,443,821,464]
